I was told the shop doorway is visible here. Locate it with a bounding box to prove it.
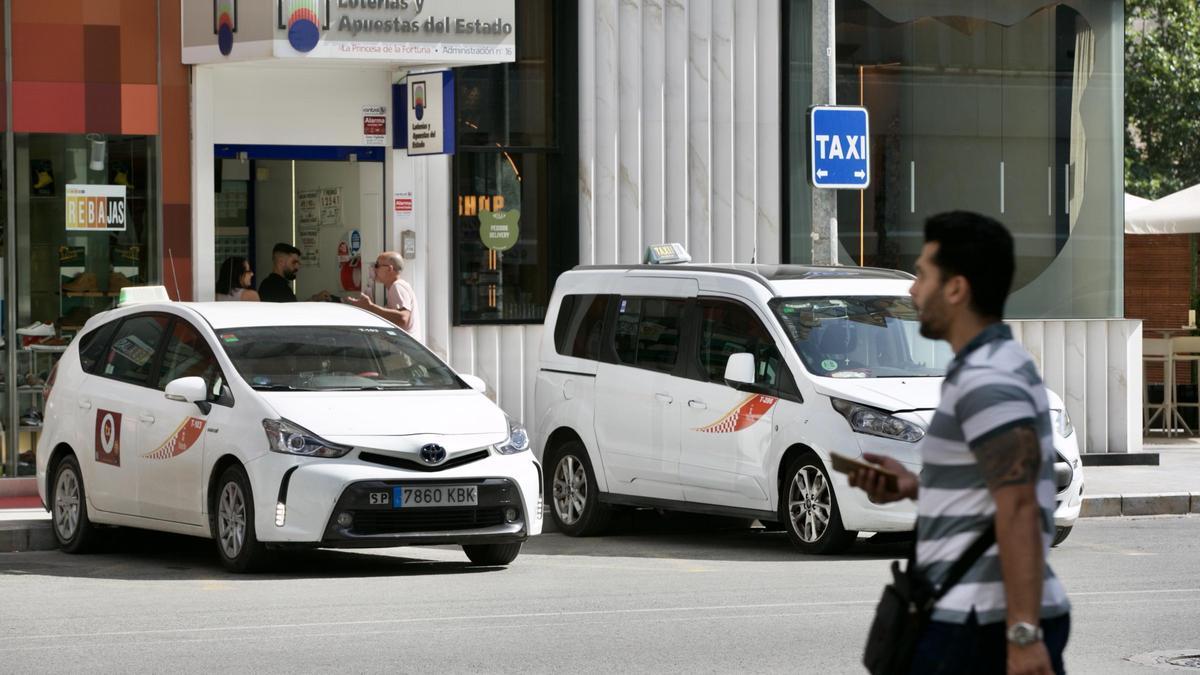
[213,146,385,302]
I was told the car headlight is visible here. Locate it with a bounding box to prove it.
[1051,409,1074,438]
[262,418,353,458]
[831,398,925,443]
[495,418,530,455]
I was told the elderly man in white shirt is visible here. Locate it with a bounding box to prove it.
[343,250,422,342]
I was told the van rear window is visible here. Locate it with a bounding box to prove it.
[553,294,613,360]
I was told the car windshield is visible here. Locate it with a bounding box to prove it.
[771,296,952,378]
[218,325,465,391]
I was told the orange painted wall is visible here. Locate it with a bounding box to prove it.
[9,0,193,299]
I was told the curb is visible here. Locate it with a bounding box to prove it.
[1080,493,1200,518]
[0,520,55,553]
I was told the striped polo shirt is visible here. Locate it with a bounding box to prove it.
[916,323,1071,624]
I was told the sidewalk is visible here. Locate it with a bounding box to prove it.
[2,441,1197,553]
[1080,438,1200,517]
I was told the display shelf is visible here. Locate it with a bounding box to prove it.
[24,344,67,353]
[63,290,119,298]
[17,386,43,394]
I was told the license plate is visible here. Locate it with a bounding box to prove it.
[392,485,478,508]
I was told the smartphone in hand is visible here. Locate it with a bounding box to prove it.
[830,452,899,492]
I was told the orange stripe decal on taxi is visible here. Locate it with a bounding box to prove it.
[693,394,778,433]
[143,417,207,459]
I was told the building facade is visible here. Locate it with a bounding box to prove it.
[0,0,190,485]
[0,0,1135,488]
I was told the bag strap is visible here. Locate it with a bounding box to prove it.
[931,522,996,601]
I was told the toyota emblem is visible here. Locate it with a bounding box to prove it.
[419,444,447,465]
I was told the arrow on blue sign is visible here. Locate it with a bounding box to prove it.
[809,105,871,190]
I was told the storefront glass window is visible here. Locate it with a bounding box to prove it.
[452,0,577,325]
[4,134,157,476]
[785,1,1123,319]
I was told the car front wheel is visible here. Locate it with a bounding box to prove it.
[1052,525,1073,547]
[462,542,522,566]
[780,453,857,554]
[547,440,610,536]
[211,464,271,572]
[52,455,97,553]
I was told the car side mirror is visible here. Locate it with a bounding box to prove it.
[724,353,756,387]
[460,374,488,393]
[165,376,212,415]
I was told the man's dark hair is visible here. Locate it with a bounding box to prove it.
[272,242,301,257]
[924,211,1015,319]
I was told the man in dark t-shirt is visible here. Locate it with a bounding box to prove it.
[258,243,301,302]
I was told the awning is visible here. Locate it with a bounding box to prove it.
[1125,184,1200,235]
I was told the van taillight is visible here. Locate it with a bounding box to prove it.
[43,362,59,400]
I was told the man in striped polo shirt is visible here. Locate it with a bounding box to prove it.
[849,211,1070,674]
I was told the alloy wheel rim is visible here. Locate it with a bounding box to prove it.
[217,482,247,559]
[552,455,587,525]
[788,465,831,543]
[53,469,81,541]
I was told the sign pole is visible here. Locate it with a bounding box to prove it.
[810,0,837,265]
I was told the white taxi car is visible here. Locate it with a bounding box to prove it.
[37,289,541,571]
[534,262,1083,553]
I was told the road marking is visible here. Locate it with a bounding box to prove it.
[5,588,1200,644]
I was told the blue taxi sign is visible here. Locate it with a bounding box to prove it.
[808,105,870,190]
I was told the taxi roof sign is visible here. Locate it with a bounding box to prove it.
[644,243,691,265]
[117,286,171,307]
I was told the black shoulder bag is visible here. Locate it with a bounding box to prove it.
[862,524,996,675]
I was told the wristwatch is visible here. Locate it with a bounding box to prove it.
[1006,622,1044,647]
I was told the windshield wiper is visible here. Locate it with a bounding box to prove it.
[250,384,316,391]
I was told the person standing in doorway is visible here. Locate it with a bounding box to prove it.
[344,251,421,341]
[257,243,302,303]
[257,242,341,303]
[215,256,260,301]
[848,211,1070,675]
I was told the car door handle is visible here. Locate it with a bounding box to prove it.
[139,413,156,425]
[654,393,673,404]
[688,400,707,410]
[78,399,92,410]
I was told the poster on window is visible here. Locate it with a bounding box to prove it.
[297,189,320,266]
[320,188,342,227]
[66,184,127,231]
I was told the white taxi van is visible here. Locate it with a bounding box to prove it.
[37,288,541,571]
[534,257,1083,553]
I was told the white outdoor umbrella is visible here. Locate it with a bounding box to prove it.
[1125,184,1200,235]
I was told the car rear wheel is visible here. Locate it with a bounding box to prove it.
[462,542,522,566]
[780,452,857,555]
[52,455,97,553]
[547,440,610,536]
[211,464,271,573]
[1052,525,1073,547]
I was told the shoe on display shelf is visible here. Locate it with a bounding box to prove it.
[62,272,100,293]
[29,336,69,352]
[20,408,42,427]
[16,321,55,337]
[108,271,136,293]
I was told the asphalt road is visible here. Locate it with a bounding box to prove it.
[0,513,1197,674]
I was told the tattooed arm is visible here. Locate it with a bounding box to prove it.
[975,424,1053,675]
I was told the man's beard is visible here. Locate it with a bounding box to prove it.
[918,318,943,340]
[283,270,297,281]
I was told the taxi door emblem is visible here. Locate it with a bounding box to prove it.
[95,410,122,466]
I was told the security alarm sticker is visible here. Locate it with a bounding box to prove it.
[143,418,207,460]
[95,409,123,466]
